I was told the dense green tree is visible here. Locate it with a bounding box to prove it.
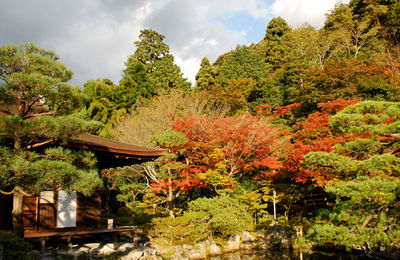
[216,45,266,87]
[148,196,253,242]
[0,43,102,236]
[384,1,400,43]
[350,0,400,44]
[120,57,156,105]
[324,3,384,59]
[307,176,400,250]
[221,78,258,114]
[83,79,118,125]
[83,66,155,137]
[195,57,216,90]
[82,78,131,136]
[264,17,291,69]
[133,29,191,93]
[278,26,320,105]
[293,57,398,108]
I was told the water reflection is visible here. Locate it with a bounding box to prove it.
[208,249,372,259]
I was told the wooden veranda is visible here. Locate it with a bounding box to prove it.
[24,227,143,252]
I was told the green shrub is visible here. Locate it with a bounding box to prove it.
[0,233,32,260]
[149,196,253,243]
[305,176,400,250]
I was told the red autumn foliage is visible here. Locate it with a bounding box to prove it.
[172,113,286,180]
[255,103,300,118]
[279,99,361,185]
[274,103,301,117]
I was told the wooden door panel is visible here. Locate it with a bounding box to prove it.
[23,196,37,230]
[39,204,56,230]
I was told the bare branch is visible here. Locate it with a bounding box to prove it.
[0,187,15,195]
[24,110,56,119]
[27,139,54,149]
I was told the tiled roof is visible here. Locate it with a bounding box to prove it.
[69,134,168,157]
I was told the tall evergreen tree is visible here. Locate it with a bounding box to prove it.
[120,57,155,101]
[195,57,216,90]
[264,17,291,69]
[216,45,266,87]
[84,62,156,137]
[83,78,129,137]
[133,29,191,93]
[0,43,102,236]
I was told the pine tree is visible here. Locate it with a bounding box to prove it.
[0,43,102,236]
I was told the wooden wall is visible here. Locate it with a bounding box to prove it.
[22,191,101,231]
[77,192,101,229]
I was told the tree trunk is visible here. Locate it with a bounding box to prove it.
[167,168,175,219]
[12,187,24,237]
[14,136,21,150]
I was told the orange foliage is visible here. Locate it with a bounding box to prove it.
[282,99,362,185]
[167,113,286,191]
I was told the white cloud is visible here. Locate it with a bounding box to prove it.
[0,0,151,86]
[143,0,257,84]
[54,2,152,85]
[271,0,350,28]
[1,0,353,87]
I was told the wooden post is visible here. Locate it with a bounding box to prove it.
[67,236,72,253]
[40,238,46,253]
[113,233,118,250]
[273,190,277,222]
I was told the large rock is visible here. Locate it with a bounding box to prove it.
[143,246,157,257]
[69,246,90,260]
[186,249,203,260]
[119,243,136,252]
[25,250,41,260]
[209,244,222,256]
[182,244,193,253]
[381,246,400,260]
[242,231,256,242]
[224,235,240,252]
[98,243,117,256]
[121,249,144,260]
[168,245,186,260]
[265,223,292,248]
[256,231,265,239]
[83,242,101,250]
[240,241,258,250]
[195,240,211,256]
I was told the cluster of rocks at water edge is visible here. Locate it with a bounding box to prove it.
[26,242,161,260]
[151,223,292,260]
[25,223,292,259]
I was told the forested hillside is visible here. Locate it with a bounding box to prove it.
[1,0,400,255]
[102,0,400,252]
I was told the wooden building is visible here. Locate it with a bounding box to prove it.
[0,133,167,236]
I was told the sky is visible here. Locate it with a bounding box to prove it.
[0,0,349,87]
